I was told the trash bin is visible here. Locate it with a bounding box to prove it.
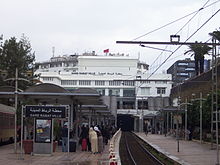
[69,140,76,152]
[23,140,33,154]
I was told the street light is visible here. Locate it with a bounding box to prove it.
[191,92,206,143]
[4,68,19,153]
[4,68,31,153]
[178,100,192,140]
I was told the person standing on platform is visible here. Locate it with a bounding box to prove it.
[89,127,98,154]
[86,125,91,151]
[144,121,149,136]
[61,122,68,152]
[94,126,103,153]
[80,125,89,151]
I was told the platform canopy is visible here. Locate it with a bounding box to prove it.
[0,83,108,112]
[160,106,186,113]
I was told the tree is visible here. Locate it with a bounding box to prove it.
[187,91,220,140]
[184,41,212,75]
[0,35,35,89]
[209,29,220,42]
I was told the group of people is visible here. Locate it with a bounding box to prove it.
[80,124,115,154]
[61,123,116,153]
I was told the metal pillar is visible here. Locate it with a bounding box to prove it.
[166,112,169,135]
[200,93,203,143]
[20,106,24,160]
[185,98,188,140]
[14,68,18,153]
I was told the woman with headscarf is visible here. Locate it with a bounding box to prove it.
[94,126,103,153]
[89,127,98,154]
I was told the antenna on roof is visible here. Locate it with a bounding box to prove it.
[52,47,55,57]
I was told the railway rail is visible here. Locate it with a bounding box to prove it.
[119,132,180,165]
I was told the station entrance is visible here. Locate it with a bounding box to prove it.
[117,114,134,131]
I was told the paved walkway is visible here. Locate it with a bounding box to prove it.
[0,143,110,165]
[136,132,220,165]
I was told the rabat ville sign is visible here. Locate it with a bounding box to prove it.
[25,105,67,118]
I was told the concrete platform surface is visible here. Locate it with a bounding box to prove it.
[136,132,220,165]
[0,143,110,165]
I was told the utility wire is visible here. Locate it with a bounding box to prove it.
[150,0,211,70]
[132,0,220,41]
[175,0,211,35]
[140,44,173,53]
[146,0,213,72]
[146,9,220,80]
[149,45,168,69]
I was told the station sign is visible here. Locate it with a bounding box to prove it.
[25,105,67,118]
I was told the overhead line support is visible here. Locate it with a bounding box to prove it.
[116,41,220,46]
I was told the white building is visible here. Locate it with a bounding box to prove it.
[35,52,172,131]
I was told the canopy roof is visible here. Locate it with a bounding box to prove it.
[0,83,105,107]
[0,103,15,114]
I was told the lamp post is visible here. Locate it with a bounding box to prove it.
[178,100,192,141]
[3,68,18,153]
[184,98,188,141]
[199,93,203,143]
[4,68,31,153]
[135,77,144,132]
[14,68,18,153]
[191,92,206,143]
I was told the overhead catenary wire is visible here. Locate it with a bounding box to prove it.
[132,0,220,41]
[175,0,211,35]
[146,0,214,73]
[146,9,220,80]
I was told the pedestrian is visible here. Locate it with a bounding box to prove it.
[144,123,148,135]
[80,125,89,151]
[89,127,98,154]
[94,126,103,153]
[61,122,68,152]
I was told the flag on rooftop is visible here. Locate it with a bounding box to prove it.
[103,49,109,53]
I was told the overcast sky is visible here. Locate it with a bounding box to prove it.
[1,0,220,73]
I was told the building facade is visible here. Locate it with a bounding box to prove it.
[167,58,210,86]
[35,53,172,131]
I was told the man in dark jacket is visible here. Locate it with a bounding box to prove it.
[61,123,68,152]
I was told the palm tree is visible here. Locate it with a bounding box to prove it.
[209,29,220,42]
[185,41,212,75]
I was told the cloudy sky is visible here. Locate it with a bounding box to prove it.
[1,0,220,72]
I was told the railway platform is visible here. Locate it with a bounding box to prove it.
[135,132,220,165]
[0,130,121,165]
[0,142,111,165]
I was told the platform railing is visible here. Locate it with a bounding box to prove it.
[108,128,121,165]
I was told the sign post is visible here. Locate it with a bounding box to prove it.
[23,105,69,155]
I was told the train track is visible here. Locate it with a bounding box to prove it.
[119,132,172,165]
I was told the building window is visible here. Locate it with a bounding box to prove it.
[177,73,188,76]
[141,87,150,95]
[178,62,188,66]
[109,89,120,96]
[122,101,135,109]
[138,100,148,109]
[140,80,150,84]
[122,80,134,86]
[96,89,105,96]
[79,80,91,86]
[185,68,195,71]
[61,80,77,85]
[157,87,166,94]
[42,77,54,81]
[109,80,121,86]
[95,80,105,86]
[123,89,135,97]
[155,81,167,84]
